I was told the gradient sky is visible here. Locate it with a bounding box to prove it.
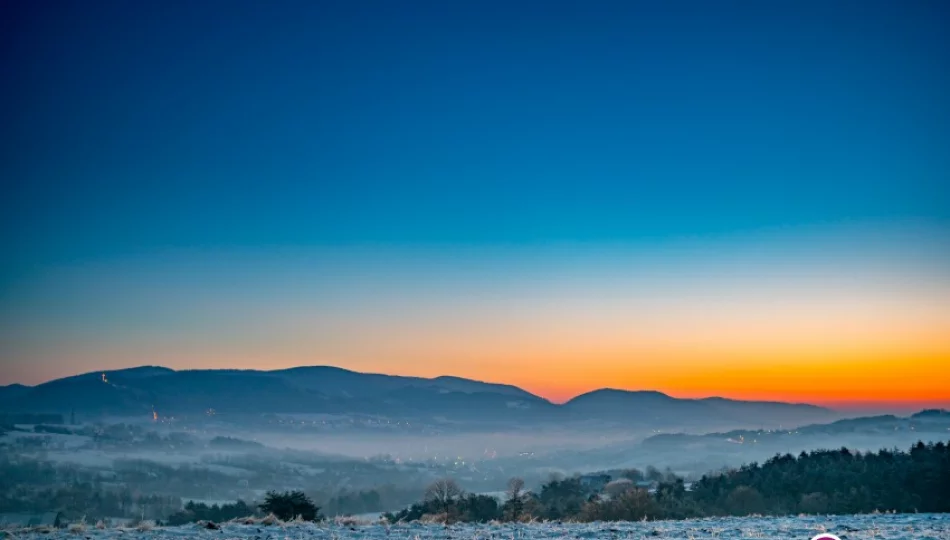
[1,0,949,410]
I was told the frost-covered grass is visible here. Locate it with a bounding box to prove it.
[4,513,950,539]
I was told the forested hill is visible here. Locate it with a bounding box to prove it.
[389,440,950,523]
[687,440,949,516]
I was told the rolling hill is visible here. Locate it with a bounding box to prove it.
[563,388,834,428]
[0,366,836,429]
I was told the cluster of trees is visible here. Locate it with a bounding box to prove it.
[166,500,256,525]
[0,481,180,522]
[0,453,186,523]
[0,448,414,523]
[167,491,322,525]
[384,478,506,523]
[689,441,950,515]
[384,474,679,523]
[387,441,950,523]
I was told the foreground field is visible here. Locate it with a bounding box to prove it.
[7,514,950,539]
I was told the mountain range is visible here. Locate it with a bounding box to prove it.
[0,365,836,430]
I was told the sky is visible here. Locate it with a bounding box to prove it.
[1,0,948,410]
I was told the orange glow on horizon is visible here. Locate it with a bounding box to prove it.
[19,344,948,411]
[9,275,949,410]
[4,228,948,412]
[502,348,950,407]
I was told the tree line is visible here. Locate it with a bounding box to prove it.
[167,491,321,525]
[386,441,950,523]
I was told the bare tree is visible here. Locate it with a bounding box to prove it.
[506,477,525,500]
[424,478,462,512]
[504,477,526,520]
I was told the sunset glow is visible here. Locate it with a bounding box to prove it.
[2,1,949,413]
[2,224,948,411]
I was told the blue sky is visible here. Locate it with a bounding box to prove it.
[1,1,948,405]
[3,0,947,266]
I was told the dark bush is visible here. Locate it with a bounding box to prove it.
[258,490,321,521]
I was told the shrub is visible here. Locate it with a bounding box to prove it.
[258,491,321,522]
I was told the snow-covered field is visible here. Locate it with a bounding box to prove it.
[6,514,950,539]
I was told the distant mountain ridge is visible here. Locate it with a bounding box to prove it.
[564,388,830,427]
[641,408,950,447]
[0,365,836,429]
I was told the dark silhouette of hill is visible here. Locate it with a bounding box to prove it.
[1,366,556,423]
[0,365,835,428]
[563,388,832,427]
[0,384,32,404]
[640,408,950,448]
